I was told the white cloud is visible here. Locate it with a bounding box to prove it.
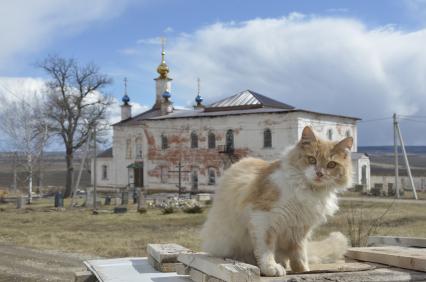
[0,77,46,102]
[0,0,131,71]
[166,15,426,145]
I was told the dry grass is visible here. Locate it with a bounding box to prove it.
[0,198,204,258]
[316,200,426,244]
[0,197,426,258]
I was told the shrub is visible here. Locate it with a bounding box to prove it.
[162,206,175,214]
[183,205,203,214]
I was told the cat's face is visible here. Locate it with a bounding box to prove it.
[291,126,353,188]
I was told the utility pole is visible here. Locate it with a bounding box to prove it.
[394,116,417,200]
[28,154,32,204]
[393,113,399,198]
[93,126,97,211]
[13,152,17,195]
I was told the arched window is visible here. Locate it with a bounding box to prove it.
[226,129,234,151]
[126,139,132,159]
[327,129,333,141]
[101,165,108,180]
[135,137,143,159]
[346,130,351,138]
[161,166,168,183]
[208,167,216,185]
[208,132,216,149]
[191,131,198,148]
[263,128,272,148]
[161,134,168,150]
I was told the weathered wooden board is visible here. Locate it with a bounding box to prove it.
[147,255,182,272]
[189,268,224,282]
[178,253,261,282]
[368,236,426,248]
[346,246,426,272]
[287,262,375,274]
[147,243,190,263]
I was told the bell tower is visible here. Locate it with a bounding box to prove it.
[154,38,172,109]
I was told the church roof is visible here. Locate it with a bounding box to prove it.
[97,147,113,158]
[206,90,294,111]
[114,89,360,126]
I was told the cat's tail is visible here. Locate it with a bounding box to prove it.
[308,232,349,264]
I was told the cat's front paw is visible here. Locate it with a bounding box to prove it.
[260,262,286,277]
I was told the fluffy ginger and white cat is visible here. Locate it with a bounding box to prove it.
[201,126,352,277]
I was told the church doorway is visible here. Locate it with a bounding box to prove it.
[128,162,144,188]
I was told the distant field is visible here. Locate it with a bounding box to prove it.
[0,197,425,258]
[0,153,90,191]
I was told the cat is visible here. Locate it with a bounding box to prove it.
[201,126,352,277]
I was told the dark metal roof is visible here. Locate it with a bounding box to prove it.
[148,107,360,121]
[206,90,294,111]
[113,107,163,126]
[97,147,113,158]
[113,89,360,125]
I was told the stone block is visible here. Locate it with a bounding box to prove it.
[178,253,260,282]
[147,243,191,263]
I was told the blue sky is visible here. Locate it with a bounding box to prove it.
[1,0,426,146]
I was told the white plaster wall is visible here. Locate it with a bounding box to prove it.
[92,111,361,191]
[296,113,358,151]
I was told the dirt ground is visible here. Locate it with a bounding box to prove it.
[0,242,95,282]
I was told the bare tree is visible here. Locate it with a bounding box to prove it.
[39,55,112,198]
[0,95,50,203]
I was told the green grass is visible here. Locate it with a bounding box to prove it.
[0,197,425,257]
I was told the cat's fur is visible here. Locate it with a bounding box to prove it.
[201,126,352,276]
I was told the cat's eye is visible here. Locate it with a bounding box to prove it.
[307,156,316,165]
[327,161,337,169]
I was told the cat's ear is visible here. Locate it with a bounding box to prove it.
[332,137,353,154]
[300,126,317,145]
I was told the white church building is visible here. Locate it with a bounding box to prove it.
[92,48,371,193]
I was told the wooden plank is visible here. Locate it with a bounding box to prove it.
[287,262,375,274]
[178,253,260,282]
[190,268,224,282]
[147,243,190,263]
[368,236,426,248]
[176,263,191,275]
[346,246,426,272]
[147,255,182,272]
[261,266,426,282]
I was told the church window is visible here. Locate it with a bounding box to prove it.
[327,129,333,141]
[346,130,351,138]
[208,167,216,185]
[126,139,132,159]
[263,128,272,148]
[208,132,216,149]
[101,165,108,180]
[226,129,234,152]
[161,134,168,150]
[135,137,143,159]
[191,131,198,148]
[161,166,168,183]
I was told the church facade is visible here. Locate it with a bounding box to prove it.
[92,49,370,192]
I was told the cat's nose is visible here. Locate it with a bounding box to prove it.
[316,171,323,177]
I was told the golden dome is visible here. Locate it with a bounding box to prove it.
[157,50,169,79]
